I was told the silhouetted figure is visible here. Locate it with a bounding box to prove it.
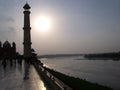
[10,59,13,67]
[2,60,7,69]
[0,41,2,59]
[18,59,22,65]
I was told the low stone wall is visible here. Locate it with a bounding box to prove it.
[33,61,72,90]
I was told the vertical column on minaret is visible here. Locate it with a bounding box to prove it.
[23,3,32,58]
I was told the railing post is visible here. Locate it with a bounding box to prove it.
[43,69,47,75]
[63,87,67,90]
[39,66,42,71]
[50,74,52,79]
[52,76,55,82]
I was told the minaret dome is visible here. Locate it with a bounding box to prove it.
[23,3,31,10]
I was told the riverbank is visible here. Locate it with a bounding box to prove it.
[44,67,113,90]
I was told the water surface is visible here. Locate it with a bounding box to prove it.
[41,56,120,90]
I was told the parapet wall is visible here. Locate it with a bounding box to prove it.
[33,60,72,90]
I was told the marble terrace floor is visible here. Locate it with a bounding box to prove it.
[0,60,47,90]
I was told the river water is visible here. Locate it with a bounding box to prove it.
[40,56,120,90]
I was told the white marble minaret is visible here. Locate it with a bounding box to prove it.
[23,3,32,58]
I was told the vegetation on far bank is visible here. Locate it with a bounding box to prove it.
[44,67,113,90]
[84,52,120,60]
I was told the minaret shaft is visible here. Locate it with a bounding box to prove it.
[23,4,32,58]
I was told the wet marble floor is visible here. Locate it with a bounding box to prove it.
[0,60,47,90]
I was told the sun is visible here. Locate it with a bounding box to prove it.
[34,16,52,32]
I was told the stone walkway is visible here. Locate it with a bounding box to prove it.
[0,60,47,90]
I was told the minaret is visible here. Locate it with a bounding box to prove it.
[23,3,32,58]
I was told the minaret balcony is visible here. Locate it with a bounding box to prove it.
[23,11,30,14]
[23,27,31,30]
[23,42,32,45]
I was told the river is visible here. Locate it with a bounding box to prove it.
[40,56,120,90]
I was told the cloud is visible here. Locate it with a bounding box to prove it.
[6,17,15,22]
[0,15,14,23]
[0,14,15,32]
[0,27,16,33]
[8,27,16,32]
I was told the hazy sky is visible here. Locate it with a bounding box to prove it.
[0,0,120,55]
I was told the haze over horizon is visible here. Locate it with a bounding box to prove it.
[0,0,120,55]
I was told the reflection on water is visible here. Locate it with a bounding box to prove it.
[41,56,120,90]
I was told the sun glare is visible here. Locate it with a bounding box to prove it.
[34,16,52,32]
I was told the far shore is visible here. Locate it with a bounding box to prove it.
[75,57,120,61]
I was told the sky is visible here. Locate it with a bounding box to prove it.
[0,0,120,55]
